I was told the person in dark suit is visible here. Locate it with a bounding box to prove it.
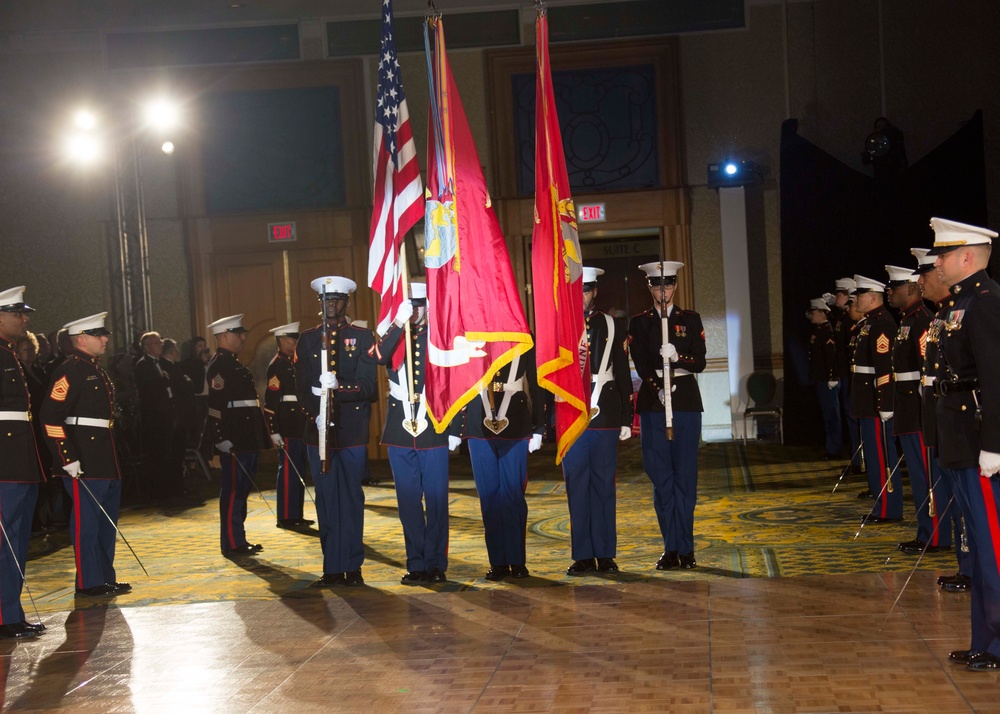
[295,276,377,587]
[851,275,901,522]
[628,261,707,571]
[0,287,46,638]
[264,322,311,529]
[562,267,633,575]
[807,297,841,459]
[161,338,196,500]
[926,217,1000,672]
[134,331,175,502]
[204,314,272,557]
[373,282,457,584]
[40,312,130,597]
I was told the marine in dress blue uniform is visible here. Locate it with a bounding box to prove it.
[914,247,971,591]
[926,218,1000,671]
[457,345,543,582]
[0,287,45,639]
[628,261,706,570]
[263,322,312,528]
[204,314,272,557]
[832,278,863,471]
[806,298,841,459]
[40,312,130,597]
[884,264,940,553]
[850,275,902,521]
[373,283,454,584]
[295,276,377,586]
[563,267,633,575]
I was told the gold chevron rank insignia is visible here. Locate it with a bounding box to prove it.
[50,376,69,402]
[876,334,890,354]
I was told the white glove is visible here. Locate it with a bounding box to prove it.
[822,292,836,306]
[528,433,543,453]
[215,440,233,454]
[448,435,462,452]
[394,299,414,326]
[827,381,838,389]
[63,460,83,479]
[979,450,1000,478]
[315,414,327,431]
[658,389,665,405]
[319,371,339,390]
[659,343,679,363]
[879,411,893,422]
[270,433,285,448]
[619,426,632,441]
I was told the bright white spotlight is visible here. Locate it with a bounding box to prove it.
[724,162,739,176]
[64,133,101,164]
[73,109,97,131]
[161,141,175,155]
[144,97,180,132]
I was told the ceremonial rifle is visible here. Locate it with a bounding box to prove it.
[319,284,333,472]
[660,262,673,440]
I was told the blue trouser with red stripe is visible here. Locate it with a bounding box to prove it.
[275,438,307,522]
[219,452,258,553]
[861,417,901,518]
[943,466,1000,658]
[562,429,619,561]
[388,446,449,573]
[640,410,701,555]
[840,378,861,467]
[0,483,38,624]
[308,445,366,575]
[469,438,529,568]
[898,431,949,546]
[64,477,119,589]
[930,449,972,575]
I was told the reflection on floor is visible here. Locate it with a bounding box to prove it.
[5,441,996,712]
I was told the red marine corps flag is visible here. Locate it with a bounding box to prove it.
[531,6,589,463]
[423,14,533,432]
[368,0,423,365]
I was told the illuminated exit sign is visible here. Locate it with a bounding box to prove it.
[268,221,297,243]
[578,202,606,223]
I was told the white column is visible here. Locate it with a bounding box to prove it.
[719,186,755,439]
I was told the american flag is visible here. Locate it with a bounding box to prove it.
[368,0,423,346]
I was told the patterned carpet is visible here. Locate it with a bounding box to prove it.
[24,439,958,614]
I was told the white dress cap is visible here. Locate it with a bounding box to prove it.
[809,298,830,312]
[408,282,427,300]
[268,321,300,336]
[208,314,247,335]
[928,217,998,254]
[582,267,605,283]
[910,247,936,275]
[0,286,33,313]
[884,265,918,285]
[852,275,885,294]
[834,277,857,292]
[639,261,684,283]
[64,312,110,336]
[310,276,357,297]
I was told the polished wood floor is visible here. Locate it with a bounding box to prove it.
[5,441,998,712]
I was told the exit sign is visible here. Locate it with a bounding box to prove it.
[578,203,606,223]
[268,221,297,243]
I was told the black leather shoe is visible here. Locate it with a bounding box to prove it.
[276,518,314,529]
[679,552,697,569]
[596,558,619,572]
[485,565,509,581]
[401,571,427,585]
[942,575,972,592]
[937,572,962,585]
[862,516,903,524]
[966,652,1000,671]
[75,584,116,597]
[313,573,346,587]
[510,564,530,578]
[225,544,263,556]
[344,570,364,586]
[949,649,978,664]
[112,582,132,594]
[856,489,874,499]
[427,569,447,583]
[22,621,45,633]
[566,559,596,575]
[656,551,679,570]
[0,623,38,640]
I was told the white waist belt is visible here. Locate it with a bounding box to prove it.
[65,416,110,428]
[853,366,875,374]
[228,400,259,408]
[655,368,694,378]
[591,371,614,386]
[388,381,422,402]
[894,371,920,382]
[0,411,29,421]
[922,375,936,386]
[281,395,297,402]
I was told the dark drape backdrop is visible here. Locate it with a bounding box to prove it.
[780,110,987,446]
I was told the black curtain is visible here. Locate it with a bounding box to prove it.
[779,110,987,446]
